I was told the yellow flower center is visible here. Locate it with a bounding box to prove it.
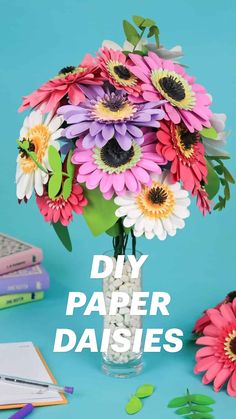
[224,330,236,362]
[20,124,50,174]
[136,181,175,219]
[174,125,198,159]
[93,99,136,121]
[107,60,138,87]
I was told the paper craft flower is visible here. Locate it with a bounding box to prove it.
[18,55,103,114]
[194,299,236,396]
[156,120,207,192]
[128,52,212,132]
[114,172,190,240]
[58,88,165,150]
[16,110,63,200]
[97,47,141,96]
[36,183,87,226]
[203,113,229,157]
[193,186,211,216]
[72,131,166,199]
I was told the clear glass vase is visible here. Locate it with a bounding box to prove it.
[102,250,143,378]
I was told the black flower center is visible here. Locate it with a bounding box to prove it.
[58,66,76,75]
[159,76,185,101]
[230,337,236,355]
[180,129,199,150]
[18,140,35,158]
[226,291,236,303]
[101,138,134,167]
[148,186,168,205]
[114,65,131,80]
[102,94,127,112]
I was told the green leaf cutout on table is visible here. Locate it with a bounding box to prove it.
[205,160,220,199]
[168,390,215,418]
[123,20,140,46]
[135,384,155,398]
[125,396,143,415]
[200,127,218,140]
[83,187,118,236]
[52,222,72,252]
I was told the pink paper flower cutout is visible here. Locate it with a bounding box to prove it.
[36,183,87,226]
[193,186,211,216]
[19,55,104,113]
[97,47,141,96]
[156,120,208,192]
[128,52,212,132]
[72,130,167,200]
[194,298,236,396]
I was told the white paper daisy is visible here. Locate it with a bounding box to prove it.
[16,110,63,200]
[114,173,190,240]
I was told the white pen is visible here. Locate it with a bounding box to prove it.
[0,374,74,394]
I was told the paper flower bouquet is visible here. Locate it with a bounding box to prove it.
[16,15,234,252]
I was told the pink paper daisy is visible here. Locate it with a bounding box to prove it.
[156,120,208,192]
[192,186,211,216]
[72,130,167,200]
[97,47,141,97]
[194,298,236,396]
[36,183,87,226]
[19,55,104,114]
[128,52,212,132]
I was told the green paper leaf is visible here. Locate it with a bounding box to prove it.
[48,172,62,199]
[106,222,120,237]
[222,166,235,184]
[52,222,72,252]
[135,384,154,398]
[205,160,220,199]
[200,127,218,140]
[168,396,188,408]
[83,187,118,236]
[62,177,73,200]
[147,25,160,46]
[192,406,213,413]
[141,18,156,28]
[66,150,75,178]
[175,406,192,415]
[123,20,140,46]
[186,415,213,419]
[48,145,62,173]
[132,15,145,27]
[190,394,215,405]
[125,396,143,415]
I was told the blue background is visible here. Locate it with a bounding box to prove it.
[0,0,235,417]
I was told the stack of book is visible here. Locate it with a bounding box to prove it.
[0,233,50,310]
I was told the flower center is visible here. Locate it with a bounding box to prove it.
[101,138,134,168]
[151,69,196,110]
[92,94,137,122]
[159,76,185,101]
[58,66,76,75]
[226,291,236,303]
[175,125,199,159]
[102,94,127,112]
[148,186,168,205]
[113,65,131,80]
[224,330,236,361]
[20,125,50,174]
[18,139,36,158]
[136,181,175,219]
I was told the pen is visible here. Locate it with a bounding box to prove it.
[0,374,74,394]
[9,403,34,419]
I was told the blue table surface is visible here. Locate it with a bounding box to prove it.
[0,0,236,417]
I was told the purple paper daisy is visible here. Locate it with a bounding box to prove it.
[71,130,167,200]
[58,87,165,151]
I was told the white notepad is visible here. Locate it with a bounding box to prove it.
[0,342,66,407]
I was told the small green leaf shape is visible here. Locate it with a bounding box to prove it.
[200,127,218,140]
[192,406,213,413]
[175,406,192,415]
[190,395,215,405]
[52,222,72,252]
[123,20,140,46]
[48,172,62,199]
[62,177,73,200]
[125,396,143,415]
[132,15,145,27]
[48,145,62,172]
[135,384,154,398]
[168,396,188,408]
[205,160,220,199]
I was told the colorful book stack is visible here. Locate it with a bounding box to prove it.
[0,233,49,310]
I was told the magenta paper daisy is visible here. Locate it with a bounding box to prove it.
[72,130,167,200]
[58,87,165,151]
[128,52,212,132]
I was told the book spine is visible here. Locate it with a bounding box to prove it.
[0,272,49,295]
[0,247,43,275]
[0,292,44,309]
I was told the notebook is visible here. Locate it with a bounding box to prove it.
[0,342,67,409]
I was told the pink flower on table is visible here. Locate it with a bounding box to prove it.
[156,120,207,192]
[36,183,87,226]
[19,55,104,114]
[128,52,212,132]
[72,130,167,200]
[97,47,141,97]
[194,298,236,396]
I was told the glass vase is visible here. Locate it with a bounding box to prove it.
[102,250,143,378]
